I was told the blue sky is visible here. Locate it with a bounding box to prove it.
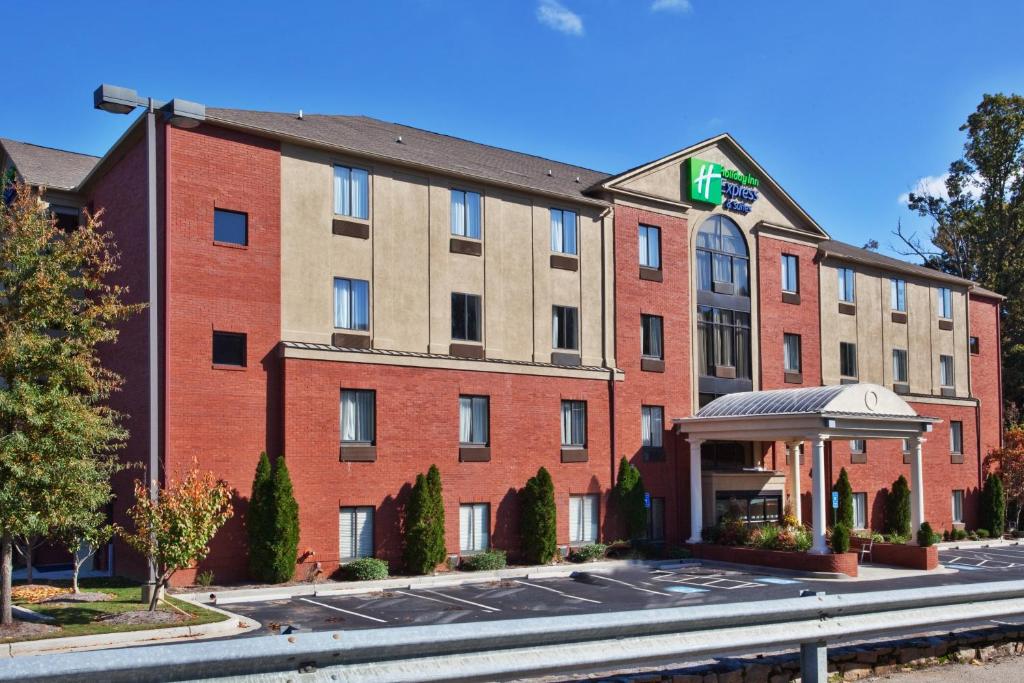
[3,1,1022,255]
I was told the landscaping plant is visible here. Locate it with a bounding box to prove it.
[885,476,912,537]
[834,467,854,529]
[460,550,507,571]
[613,457,647,540]
[521,467,558,564]
[341,557,389,581]
[916,522,937,547]
[246,453,300,583]
[246,452,274,581]
[403,465,447,574]
[831,524,851,554]
[985,426,1024,529]
[981,473,1006,538]
[569,543,607,563]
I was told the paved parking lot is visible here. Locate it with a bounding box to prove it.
[940,544,1024,571]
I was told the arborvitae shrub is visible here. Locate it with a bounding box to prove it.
[247,452,274,581]
[268,456,300,583]
[521,467,558,564]
[613,457,647,540]
[885,475,911,537]
[834,467,854,529]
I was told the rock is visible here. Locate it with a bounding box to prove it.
[717,670,743,683]
[743,664,771,683]
[854,650,878,664]
[977,645,998,661]
[768,675,791,683]
[672,675,704,683]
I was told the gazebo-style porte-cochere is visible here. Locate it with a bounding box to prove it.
[675,383,938,554]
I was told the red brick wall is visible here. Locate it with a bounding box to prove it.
[163,124,281,584]
[282,358,612,576]
[611,205,690,543]
[970,293,1003,461]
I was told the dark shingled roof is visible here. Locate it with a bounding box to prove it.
[0,138,99,191]
[818,239,977,288]
[206,109,610,204]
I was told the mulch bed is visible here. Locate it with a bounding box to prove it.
[40,591,115,604]
[97,610,186,627]
[0,621,61,639]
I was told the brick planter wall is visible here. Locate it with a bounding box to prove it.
[690,543,859,576]
[852,537,939,570]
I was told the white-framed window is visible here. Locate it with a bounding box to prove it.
[340,389,375,444]
[451,189,482,239]
[451,292,482,342]
[647,497,666,541]
[950,420,963,454]
[339,506,374,560]
[561,400,587,448]
[840,342,858,378]
[937,287,952,319]
[333,277,370,330]
[952,490,964,523]
[902,438,911,455]
[459,395,489,446]
[569,494,599,544]
[333,164,369,219]
[784,333,801,372]
[890,278,907,312]
[641,314,663,359]
[852,493,867,529]
[838,267,855,303]
[459,503,490,553]
[552,305,579,350]
[940,355,955,388]
[781,254,799,293]
[550,208,578,255]
[641,405,663,448]
[850,439,866,454]
[639,224,661,269]
[893,348,909,383]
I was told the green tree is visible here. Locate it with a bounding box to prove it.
[833,468,854,529]
[403,465,446,574]
[246,452,274,581]
[423,464,447,568]
[53,454,119,594]
[982,472,1007,536]
[268,456,300,582]
[613,457,647,540]
[899,93,1024,412]
[521,467,558,564]
[0,182,142,625]
[885,475,912,537]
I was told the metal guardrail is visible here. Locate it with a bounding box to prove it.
[7,579,1024,683]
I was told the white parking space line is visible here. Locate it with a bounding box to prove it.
[592,575,670,595]
[420,589,501,612]
[513,580,602,604]
[392,589,472,609]
[298,597,387,624]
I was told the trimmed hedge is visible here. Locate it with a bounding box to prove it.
[834,468,854,529]
[569,543,607,563]
[885,475,912,537]
[982,474,1006,538]
[460,550,507,571]
[916,521,936,547]
[614,457,647,540]
[521,467,558,564]
[831,524,851,554]
[341,557,389,581]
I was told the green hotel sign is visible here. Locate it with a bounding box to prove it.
[687,158,761,215]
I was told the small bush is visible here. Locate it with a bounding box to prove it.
[981,473,1006,538]
[195,569,215,587]
[884,533,910,545]
[917,522,936,547]
[460,550,507,571]
[976,528,991,539]
[831,524,851,554]
[569,543,608,563]
[662,545,692,560]
[747,524,812,552]
[885,476,912,537]
[341,557,389,581]
[521,467,558,565]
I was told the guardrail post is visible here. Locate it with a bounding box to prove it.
[800,640,827,682]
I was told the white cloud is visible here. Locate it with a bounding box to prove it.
[897,172,986,205]
[651,0,693,13]
[537,0,584,36]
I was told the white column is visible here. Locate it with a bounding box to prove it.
[788,441,802,525]
[809,435,829,554]
[688,438,704,544]
[910,435,926,541]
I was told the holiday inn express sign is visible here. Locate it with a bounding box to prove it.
[687,157,761,214]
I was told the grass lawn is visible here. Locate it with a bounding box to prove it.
[3,577,228,643]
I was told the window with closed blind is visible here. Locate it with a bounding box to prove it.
[339,506,374,560]
[569,494,599,544]
[459,503,489,553]
[646,497,665,541]
[853,493,867,529]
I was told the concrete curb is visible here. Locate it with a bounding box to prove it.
[938,540,1023,550]
[179,558,682,605]
[3,597,259,658]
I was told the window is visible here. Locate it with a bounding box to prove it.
[641,406,663,449]
[333,165,369,219]
[561,400,587,448]
[697,306,752,379]
[639,224,661,269]
[646,497,666,542]
[838,267,855,303]
[890,278,906,312]
[213,208,248,245]
[212,331,246,366]
[783,333,801,372]
[940,355,954,388]
[969,336,980,355]
[714,491,782,524]
[950,421,963,454]
[459,503,490,553]
[333,278,369,331]
[451,189,482,239]
[339,507,374,559]
[840,342,858,378]
[459,396,489,446]
[781,254,799,293]
[550,208,578,255]
[569,494,599,543]
[640,314,663,359]
[340,389,375,444]
[893,348,909,383]
[902,438,911,455]
[552,306,579,350]
[850,439,866,454]
[451,293,482,342]
[51,205,80,232]
[696,215,749,295]
[937,287,952,319]
[952,490,964,524]
[852,493,867,529]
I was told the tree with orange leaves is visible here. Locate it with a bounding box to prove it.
[984,426,1024,531]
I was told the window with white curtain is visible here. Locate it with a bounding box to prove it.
[937,287,952,318]
[333,165,369,219]
[783,333,801,372]
[641,405,663,448]
[459,503,490,553]
[561,400,586,448]
[838,267,856,303]
[940,355,955,387]
[852,493,867,529]
[952,490,964,523]
[569,494,599,543]
[333,277,369,330]
[893,348,909,383]
[850,439,866,454]
[451,189,482,239]
[340,389,375,444]
[639,224,661,269]
[550,208,578,255]
[552,306,579,350]
[459,396,489,445]
[641,314,663,359]
[781,254,799,293]
[891,278,907,312]
[339,506,374,559]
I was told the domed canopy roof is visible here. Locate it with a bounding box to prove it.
[695,383,917,419]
